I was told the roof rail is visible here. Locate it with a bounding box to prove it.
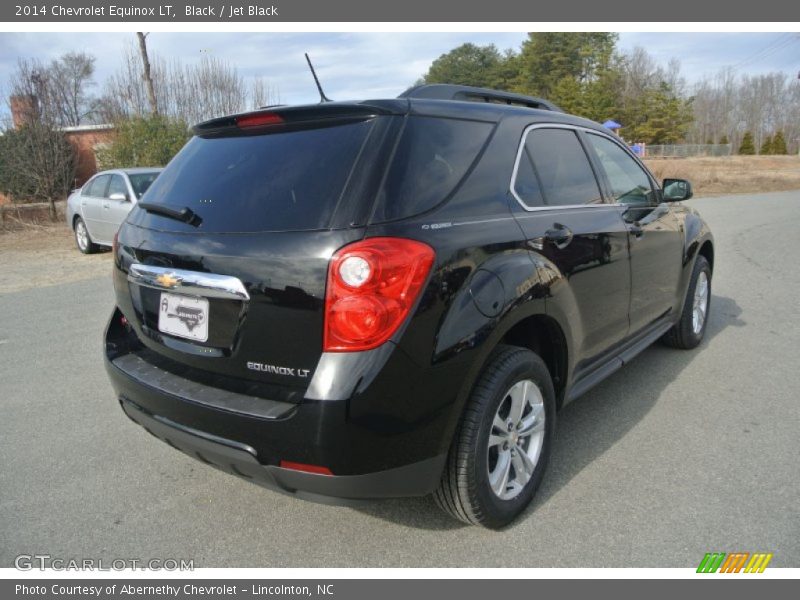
[399,84,562,112]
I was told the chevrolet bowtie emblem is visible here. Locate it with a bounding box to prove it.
[155,272,181,288]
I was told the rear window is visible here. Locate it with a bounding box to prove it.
[137,120,373,232]
[371,116,493,222]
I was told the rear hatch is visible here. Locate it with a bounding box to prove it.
[114,102,404,397]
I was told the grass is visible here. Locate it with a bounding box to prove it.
[644,155,800,197]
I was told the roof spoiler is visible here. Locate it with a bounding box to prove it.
[399,84,562,112]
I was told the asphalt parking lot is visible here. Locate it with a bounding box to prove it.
[1,191,798,568]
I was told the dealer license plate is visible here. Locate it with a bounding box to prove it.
[158,292,209,342]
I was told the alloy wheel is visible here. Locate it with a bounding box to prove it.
[487,379,546,500]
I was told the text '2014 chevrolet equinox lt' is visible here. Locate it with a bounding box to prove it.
[105,84,714,528]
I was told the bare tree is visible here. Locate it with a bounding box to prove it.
[48,52,97,126]
[136,32,159,115]
[102,38,280,125]
[8,53,98,127]
[689,69,800,152]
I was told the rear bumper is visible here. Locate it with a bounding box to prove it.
[104,311,449,504]
[119,397,445,506]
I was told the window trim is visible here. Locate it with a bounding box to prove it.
[509,123,657,212]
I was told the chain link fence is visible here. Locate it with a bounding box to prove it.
[643,144,733,158]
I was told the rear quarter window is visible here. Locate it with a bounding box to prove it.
[371,116,494,222]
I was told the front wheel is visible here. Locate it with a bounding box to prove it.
[662,255,711,349]
[434,345,556,528]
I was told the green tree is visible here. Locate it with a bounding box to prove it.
[422,43,515,89]
[513,32,618,99]
[98,115,190,169]
[738,131,755,155]
[772,130,788,154]
[0,123,77,218]
[759,135,773,155]
[719,134,729,145]
[622,83,693,144]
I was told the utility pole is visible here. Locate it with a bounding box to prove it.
[136,32,158,115]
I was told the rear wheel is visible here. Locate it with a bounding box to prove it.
[74,217,98,254]
[662,255,711,349]
[434,345,556,528]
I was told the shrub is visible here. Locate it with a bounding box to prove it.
[98,115,190,169]
[0,123,77,218]
[772,131,788,155]
[738,131,755,155]
[759,135,773,155]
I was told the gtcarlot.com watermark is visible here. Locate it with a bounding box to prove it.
[15,554,194,571]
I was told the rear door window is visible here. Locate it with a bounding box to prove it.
[371,116,494,222]
[137,120,374,232]
[518,128,603,208]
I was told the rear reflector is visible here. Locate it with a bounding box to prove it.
[279,460,334,476]
[236,112,284,128]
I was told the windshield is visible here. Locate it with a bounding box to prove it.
[128,172,161,199]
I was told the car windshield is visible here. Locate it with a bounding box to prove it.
[128,172,161,199]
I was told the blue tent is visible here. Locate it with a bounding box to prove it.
[602,120,622,130]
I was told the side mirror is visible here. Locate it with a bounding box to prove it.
[109,192,129,202]
[662,178,693,202]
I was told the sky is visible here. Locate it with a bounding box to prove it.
[0,32,798,109]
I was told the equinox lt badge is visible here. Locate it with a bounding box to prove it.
[247,362,310,378]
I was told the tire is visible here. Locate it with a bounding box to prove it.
[74,217,99,254]
[434,345,556,528]
[662,255,711,349]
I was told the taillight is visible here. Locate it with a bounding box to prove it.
[235,112,284,128]
[324,237,435,352]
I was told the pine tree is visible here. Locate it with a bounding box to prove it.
[422,43,511,89]
[738,131,755,155]
[719,134,729,145]
[760,135,773,155]
[772,131,788,154]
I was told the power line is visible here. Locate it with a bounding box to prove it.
[730,33,794,71]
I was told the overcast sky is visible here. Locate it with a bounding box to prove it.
[0,32,798,108]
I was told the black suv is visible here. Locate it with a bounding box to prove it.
[105,84,714,527]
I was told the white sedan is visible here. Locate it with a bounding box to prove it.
[66,168,162,254]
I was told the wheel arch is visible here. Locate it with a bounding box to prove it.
[498,313,569,409]
[698,238,714,273]
[455,308,571,415]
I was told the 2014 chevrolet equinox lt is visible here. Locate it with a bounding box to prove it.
[105,84,714,527]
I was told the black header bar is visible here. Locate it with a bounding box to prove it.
[2,0,798,22]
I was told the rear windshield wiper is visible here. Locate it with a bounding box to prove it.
[137,202,201,227]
